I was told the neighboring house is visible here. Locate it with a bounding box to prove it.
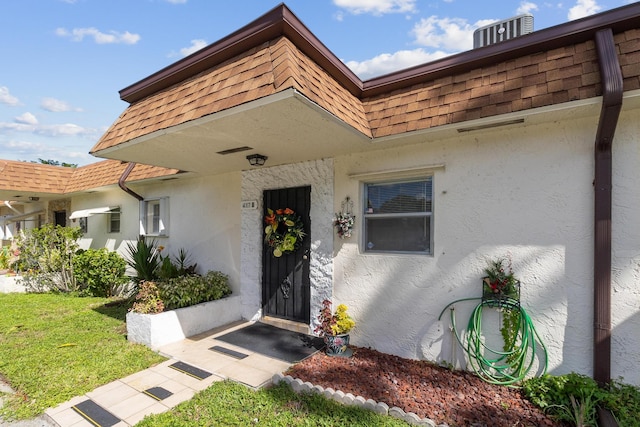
[1,3,639,386]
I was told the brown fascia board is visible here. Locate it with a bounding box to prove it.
[119,3,363,103]
[120,2,640,104]
[363,2,640,97]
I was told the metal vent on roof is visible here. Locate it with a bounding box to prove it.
[473,14,534,48]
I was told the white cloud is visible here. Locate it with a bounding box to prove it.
[568,0,601,20]
[412,16,496,52]
[1,139,92,165]
[166,0,187,3]
[0,115,95,138]
[0,86,20,106]
[333,0,417,15]
[517,1,539,15]
[345,48,451,79]
[15,112,38,125]
[344,14,503,78]
[180,39,208,57]
[37,123,93,137]
[40,97,82,113]
[56,27,140,44]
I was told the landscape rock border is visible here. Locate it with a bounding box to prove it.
[273,373,447,427]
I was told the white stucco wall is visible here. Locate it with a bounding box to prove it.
[72,172,242,292]
[240,159,334,325]
[55,99,640,387]
[333,103,640,386]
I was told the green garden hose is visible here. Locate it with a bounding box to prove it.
[438,297,548,386]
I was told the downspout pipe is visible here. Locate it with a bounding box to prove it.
[118,162,144,201]
[4,201,22,215]
[593,28,623,386]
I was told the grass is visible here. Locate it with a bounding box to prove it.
[1,293,411,426]
[0,293,166,420]
[136,380,409,427]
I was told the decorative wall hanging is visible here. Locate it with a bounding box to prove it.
[264,208,305,257]
[334,197,355,239]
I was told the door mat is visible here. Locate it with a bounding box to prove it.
[143,386,173,401]
[169,361,212,380]
[72,399,120,427]
[215,322,324,363]
[209,345,249,359]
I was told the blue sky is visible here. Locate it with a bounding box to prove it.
[0,0,635,166]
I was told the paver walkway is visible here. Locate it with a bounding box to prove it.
[45,322,294,427]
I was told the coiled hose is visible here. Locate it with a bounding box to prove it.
[438,297,548,386]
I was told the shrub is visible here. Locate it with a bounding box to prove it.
[0,246,9,270]
[73,248,129,297]
[157,248,197,280]
[14,224,83,292]
[125,237,161,284]
[523,373,640,426]
[602,380,640,427]
[158,271,231,311]
[130,281,164,314]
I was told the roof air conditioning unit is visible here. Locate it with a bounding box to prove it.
[473,14,534,48]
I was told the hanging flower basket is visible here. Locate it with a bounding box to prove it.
[264,208,305,257]
[334,196,355,239]
[481,258,520,307]
[334,212,355,239]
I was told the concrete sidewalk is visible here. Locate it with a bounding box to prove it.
[44,322,293,427]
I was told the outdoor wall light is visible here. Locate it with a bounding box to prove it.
[246,154,268,167]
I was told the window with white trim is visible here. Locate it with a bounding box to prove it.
[140,198,169,236]
[107,210,120,233]
[363,177,433,254]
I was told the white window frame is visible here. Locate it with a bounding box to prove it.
[362,176,433,255]
[140,198,169,236]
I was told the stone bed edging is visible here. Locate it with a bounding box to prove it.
[272,373,447,427]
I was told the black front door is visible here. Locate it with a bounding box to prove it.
[54,211,66,227]
[262,186,311,323]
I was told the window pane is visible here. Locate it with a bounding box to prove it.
[366,179,432,214]
[146,201,161,234]
[109,213,120,233]
[365,216,431,252]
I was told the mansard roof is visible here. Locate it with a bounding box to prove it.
[91,3,640,157]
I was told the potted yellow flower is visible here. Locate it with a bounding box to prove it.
[314,299,355,357]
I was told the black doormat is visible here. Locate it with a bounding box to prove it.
[143,386,173,401]
[215,322,324,363]
[72,399,120,427]
[169,361,212,380]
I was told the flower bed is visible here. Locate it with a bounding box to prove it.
[126,295,242,348]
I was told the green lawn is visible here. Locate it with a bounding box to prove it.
[0,293,409,426]
[0,293,166,420]
[137,380,409,427]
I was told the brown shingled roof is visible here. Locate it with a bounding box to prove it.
[0,159,180,196]
[64,160,181,193]
[91,3,640,157]
[0,160,73,194]
[92,35,372,154]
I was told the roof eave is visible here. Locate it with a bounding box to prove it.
[119,3,363,103]
[362,2,640,97]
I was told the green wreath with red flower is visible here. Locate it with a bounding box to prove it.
[264,208,306,257]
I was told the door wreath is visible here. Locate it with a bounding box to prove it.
[264,208,305,257]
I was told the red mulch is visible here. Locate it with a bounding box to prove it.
[286,346,562,427]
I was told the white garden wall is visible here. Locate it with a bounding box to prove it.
[126,295,242,348]
[333,103,640,386]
